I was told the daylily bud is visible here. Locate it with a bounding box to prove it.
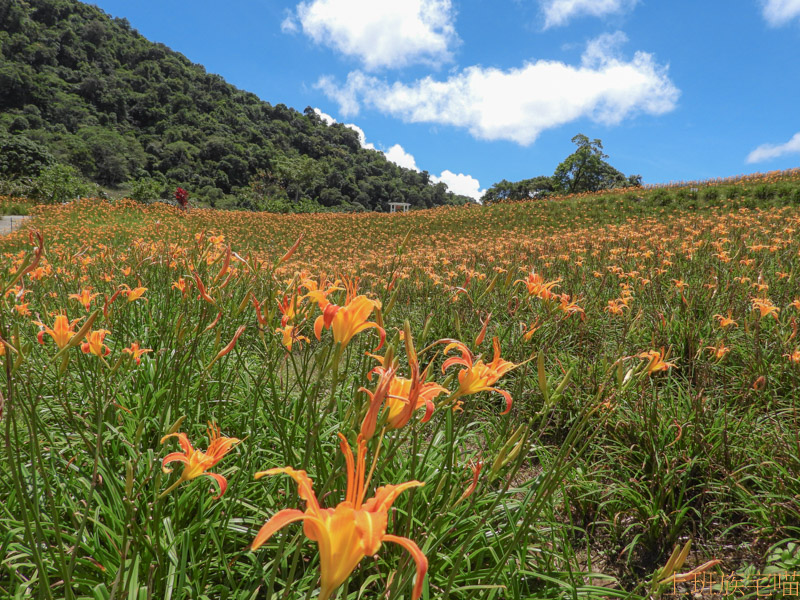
[213,246,231,285]
[403,320,417,365]
[203,311,223,333]
[206,325,246,370]
[489,425,527,481]
[454,459,483,507]
[276,233,304,267]
[360,366,396,441]
[397,228,412,256]
[236,287,252,315]
[383,288,399,317]
[166,415,186,436]
[537,352,548,402]
[474,312,491,347]
[421,313,433,342]
[125,461,134,497]
[476,273,499,302]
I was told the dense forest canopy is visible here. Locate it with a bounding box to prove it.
[0,0,472,210]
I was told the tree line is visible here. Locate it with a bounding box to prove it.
[481,135,642,204]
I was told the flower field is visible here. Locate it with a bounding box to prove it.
[1,175,800,599]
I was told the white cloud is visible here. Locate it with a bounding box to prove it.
[540,0,638,28]
[285,0,457,70]
[281,12,299,33]
[313,107,336,125]
[312,108,375,149]
[312,108,482,199]
[343,123,375,150]
[431,170,485,200]
[760,0,800,26]
[384,144,420,170]
[317,32,679,146]
[383,145,485,201]
[746,132,800,163]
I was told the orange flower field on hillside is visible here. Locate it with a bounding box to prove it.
[1,179,800,599]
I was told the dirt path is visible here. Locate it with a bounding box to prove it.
[0,215,31,235]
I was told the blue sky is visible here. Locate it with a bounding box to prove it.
[90,0,800,199]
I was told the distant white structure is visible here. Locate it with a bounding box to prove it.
[389,202,411,213]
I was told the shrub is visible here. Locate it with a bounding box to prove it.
[129,177,164,203]
[0,135,55,178]
[724,186,740,200]
[701,187,719,203]
[650,189,673,206]
[31,164,92,204]
[753,184,773,200]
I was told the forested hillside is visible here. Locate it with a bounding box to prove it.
[0,0,472,210]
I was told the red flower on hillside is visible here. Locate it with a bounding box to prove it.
[175,187,189,209]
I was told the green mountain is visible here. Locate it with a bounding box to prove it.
[0,0,472,210]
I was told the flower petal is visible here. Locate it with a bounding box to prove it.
[256,467,321,515]
[314,314,324,341]
[251,508,313,551]
[441,355,469,373]
[204,472,228,499]
[492,388,513,415]
[161,452,189,473]
[382,534,428,600]
[367,481,424,514]
[161,432,193,454]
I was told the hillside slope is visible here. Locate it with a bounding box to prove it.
[0,0,471,209]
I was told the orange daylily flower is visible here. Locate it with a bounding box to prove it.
[705,343,730,361]
[172,277,188,296]
[637,348,677,375]
[252,434,427,600]
[301,275,342,311]
[557,293,585,320]
[457,459,484,504]
[276,324,310,351]
[672,279,689,291]
[123,342,152,365]
[314,295,385,351]
[713,311,737,328]
[120,284,147,303]
[81,329,111,357]
[277,293,300,326]
[522,318,541,341]
[515,271,561,301]
[383,374,447,431]
[34,314,82,349]
[605,299,628,315]
[5,284,30,300]
[785,348,800,364]
[362,328,447,436]
[751,297,779,320]
[160,423,240,499]
[442,337,518,414]
[69,288,99,312]
[15,303,31,317]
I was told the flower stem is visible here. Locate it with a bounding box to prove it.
[158,477,184,500]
